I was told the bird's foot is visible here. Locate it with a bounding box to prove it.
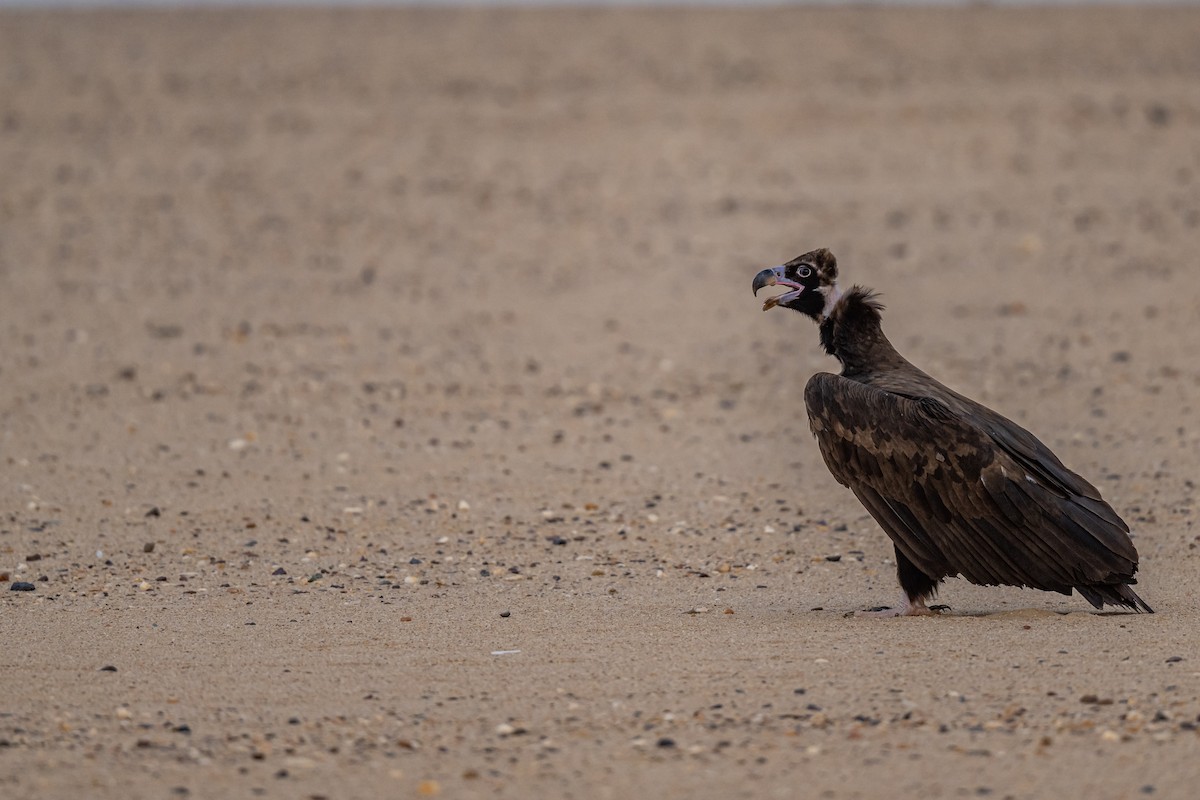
[854,596,948,618]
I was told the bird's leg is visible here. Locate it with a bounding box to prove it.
[853,547,946,617]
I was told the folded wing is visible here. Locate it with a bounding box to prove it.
[804,372,1148,610]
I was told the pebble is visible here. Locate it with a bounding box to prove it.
[272,567,287,576]
[500,611,511,618]
[10,582,36,592]
[143,542,155,553]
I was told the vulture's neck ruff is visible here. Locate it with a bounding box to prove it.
[818,287,906,378]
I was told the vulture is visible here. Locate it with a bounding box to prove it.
[752,248,1151,615]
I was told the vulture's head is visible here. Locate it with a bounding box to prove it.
[752,247,842,321]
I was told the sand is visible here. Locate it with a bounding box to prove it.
[2,5,1199,798]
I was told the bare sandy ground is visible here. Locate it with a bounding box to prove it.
[2,6,1200,798]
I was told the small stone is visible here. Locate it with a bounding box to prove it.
[825,554,842,562]
[1165,656,1184,663]
[272,567,287,576]
[99,665,118,672]
[115,707,132,720]
[656,737,676,748]
[144,542,156,553]
[10,582,35,592]
[495,723,516,736]
[500,611,511,618]
[417,780,441,796]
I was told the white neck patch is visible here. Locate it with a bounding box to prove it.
[820,283,844,320]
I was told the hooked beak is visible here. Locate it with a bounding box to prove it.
[752,266,803,311]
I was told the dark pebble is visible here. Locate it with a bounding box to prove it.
[144,542,156,553]
[25,554,41,562]
[308,573,322,583]
[1141,786,1156,795]
[500,611,511,618]
[10,582,35,592]
[409,557,422,565]
[174,724,191,734]
[1166,656,1184,663]
[272,567,287,576]
[480,569,491,577]
[825,554,842,562]
[656,737,676,748]
[99,665,118,672]
[145,507,161,518]
[793,688,806,695]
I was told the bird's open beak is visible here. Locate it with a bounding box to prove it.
[752,266,803,311]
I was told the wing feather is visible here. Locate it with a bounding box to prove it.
[804,372,1141,599]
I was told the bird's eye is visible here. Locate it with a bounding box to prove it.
[798,266,813,279]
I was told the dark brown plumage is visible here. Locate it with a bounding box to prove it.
[753,248,1151,615]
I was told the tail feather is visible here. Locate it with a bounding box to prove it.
[1077,583,1154,613]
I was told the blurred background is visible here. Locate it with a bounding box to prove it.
[3,2,1200,798]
